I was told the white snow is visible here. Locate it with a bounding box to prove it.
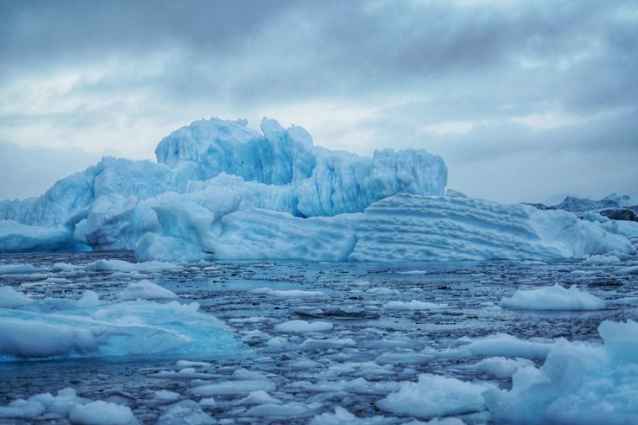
[376,374,487,418]
[501,284,605,311]
[274,320,333,333]
[118,280,178,301]
[0,286,33,308]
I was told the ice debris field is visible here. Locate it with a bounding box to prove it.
[1,254,638,424]
[0,118,637,424]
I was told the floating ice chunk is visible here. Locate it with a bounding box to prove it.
[68,400,137,425]
[291,377,398,395]
[118,280,178,301]
[249,287,324,297]
[0,387,137,424]
[265,336,289,348]
[374,352,430,364]
[366,287,400,296]
[474,357,535,378]
[93,259,182,272]
[236,390,282,405]
[582,254,621,265]
[0,263,40,274]
[154,390,180,401]
[199,398,216,408]
[232,368,268,380]
[404,418,466,425]
[397,270,429,275]
[501,284,605,311]
[485,320,638,424]
[77,290,100,308]
[157,400,214,425]
[245,402,320,418]
[383,300,446,310]
[274,320,333,333]
[0,286,33,308]
[309,406,387,425]
[0,300,242,360]
[456,334,553,359]
[376,374,487,418]
[617,265,638,275]
[176,360,211,369]
[299,338,357,350]
[192,380,276,396]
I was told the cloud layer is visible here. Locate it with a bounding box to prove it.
[0,0,636,201]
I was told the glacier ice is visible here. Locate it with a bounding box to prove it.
[0,116,636,262]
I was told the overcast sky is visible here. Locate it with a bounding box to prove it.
[1,0,636,202]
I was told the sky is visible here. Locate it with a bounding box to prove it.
[0,0,636,202]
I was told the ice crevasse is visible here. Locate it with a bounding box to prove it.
[0,117,635,262]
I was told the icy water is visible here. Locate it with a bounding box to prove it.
[1,251,637,424]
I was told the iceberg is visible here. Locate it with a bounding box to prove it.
[0,116,635,262]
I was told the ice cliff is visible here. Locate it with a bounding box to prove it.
[0,117,636,262]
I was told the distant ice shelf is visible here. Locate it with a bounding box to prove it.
[0,117,636,262]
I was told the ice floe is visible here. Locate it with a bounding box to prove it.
[501,284,605,311]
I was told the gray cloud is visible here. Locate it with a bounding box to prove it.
[0,0,636,202]
[0,142,102,200]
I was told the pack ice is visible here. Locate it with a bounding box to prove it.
[0,117,635,261]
